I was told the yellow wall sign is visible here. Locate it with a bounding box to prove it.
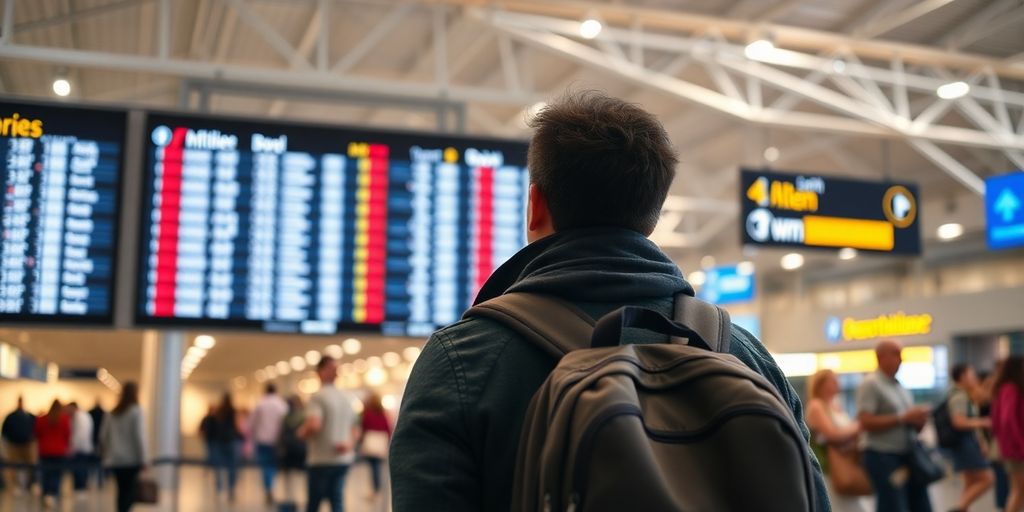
[774,346,935,377]
[825,311,933,342]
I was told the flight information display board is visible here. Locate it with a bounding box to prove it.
[740,168,921,255]
[0,100,124,323]
[136,113,528,336]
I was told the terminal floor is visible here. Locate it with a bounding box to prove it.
[0,462,1006,511]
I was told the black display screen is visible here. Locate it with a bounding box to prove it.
[0,100,125,323]
[136,112,529,336]
[740,168,921,255]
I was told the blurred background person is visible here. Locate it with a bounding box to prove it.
[198,403,217,481]
[977,368,1011,511]
[299,355,359,512]
[209,392,242,503]
[856,340,932,512]
[250,383,288,505]
[992,356,1024,512]
[279,395,307,508]
[34,399,70,509]
[88,398,106,489]
[946,364,993,512]
[2,396,35,496]
[806,369,868,512]
[360,391,393,501]
[101,381,147,512]
[66,402,95,499]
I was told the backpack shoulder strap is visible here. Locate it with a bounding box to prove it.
[672,293,732,354]
[463,292,595,358]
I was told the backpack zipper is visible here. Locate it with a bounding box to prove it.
[568,404,805,510]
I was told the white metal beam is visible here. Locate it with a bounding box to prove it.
[908,139,985,193]
[937,0,1019,49]
[497,33,521,91]
[0,43,542,105]
[13,0,151,34]
[332,1,415,73]
[449,0,1024,79]
[223,0,312,70]
[267,2,325,116]
[1,0,14,45]
[158,0,170,59]
[316,0,328,71]
[853,0,958,39]
[487,10,1024,107]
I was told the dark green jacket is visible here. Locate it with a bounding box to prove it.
[390,228,830,511]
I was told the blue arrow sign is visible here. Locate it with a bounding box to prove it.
[995,188,1021,223]
[986,172,1024,250]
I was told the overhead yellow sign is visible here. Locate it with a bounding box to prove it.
[741,169,922,254]
[825,311,933,342]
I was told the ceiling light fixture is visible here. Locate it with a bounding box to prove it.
[342,338,361,355]
[325,344,343,359]
[937,222,964,240]
[403,346,421,363]
[781,252,805,271]
[744,39,775,61]
[305,350,321,366]
[737,261,755,276]
[382,352,402,368]
[763,146,780,163]
[195,335,216,350]
[936,81,969,100]
[579,18,602,39]
[52,78,71,97]
[838,247,858,261]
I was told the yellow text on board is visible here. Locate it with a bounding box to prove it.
[0,113,43,138]
[842,311,933,341]
[746,176,821,212]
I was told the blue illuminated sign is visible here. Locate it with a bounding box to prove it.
[987,172,1024,250]
[697,265,755,305]
[825,316,843,344]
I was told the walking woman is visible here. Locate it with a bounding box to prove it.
[992,356,1024,512]
[100,381,147,512]
[209,392,242,503]
[805,369,868,512]
[360,392,393,500]
[34,400,71,510]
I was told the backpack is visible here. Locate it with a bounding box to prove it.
[465,292,818,512]
[932,395,964,449]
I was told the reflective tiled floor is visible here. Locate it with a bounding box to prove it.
[0,461,391,512]
[0,463,1004,512]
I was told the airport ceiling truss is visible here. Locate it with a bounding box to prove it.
[0,0,1022,248]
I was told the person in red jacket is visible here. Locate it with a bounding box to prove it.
[34,400,71,509]
[992,356,1024,512]
[360,392,393,500]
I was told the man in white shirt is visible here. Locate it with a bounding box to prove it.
[300,355,359,512]
[250,383,288,505]
[856,340,933,512]
[66,402,94,496]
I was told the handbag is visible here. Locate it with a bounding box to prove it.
[906,438,945,485]
[135,476,159,504]
[827,445,872,496]
[361,430,389,459]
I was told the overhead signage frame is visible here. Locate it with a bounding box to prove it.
[740,168,922,255]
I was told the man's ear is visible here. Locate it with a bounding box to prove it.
[527,184,548,233]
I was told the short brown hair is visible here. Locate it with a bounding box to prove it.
[527,90,678,234]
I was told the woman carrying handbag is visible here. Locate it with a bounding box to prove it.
[807,369,871,512]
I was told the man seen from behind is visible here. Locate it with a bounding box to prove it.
[389,90,829,511]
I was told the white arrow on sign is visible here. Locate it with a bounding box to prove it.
[995,188,1021,223]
